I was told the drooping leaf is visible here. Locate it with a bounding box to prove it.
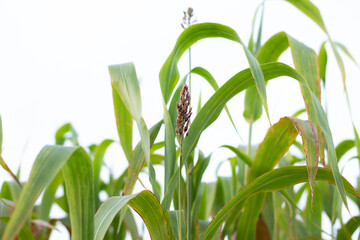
[289,118,319,201]
[159,22,269,121]
[2,146,94,240]
[284,0,327,33]
[94,190,169,240]
[335,42,358,65]
[201,166,360,240]
[220,145,253,167]
[55,122,79,146]
[182,62,303,166]
[191,67,240,137]
[335,139,354,162]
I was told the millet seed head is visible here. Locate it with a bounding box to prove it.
[176,85,192,138]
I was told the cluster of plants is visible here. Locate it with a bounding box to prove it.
[1,0,360,239]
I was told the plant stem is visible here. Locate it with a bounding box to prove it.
[179,138,183,240]
[188,47,192,94]
[186,164,192,240]
[245,122,253,184]
[187,46,192,240]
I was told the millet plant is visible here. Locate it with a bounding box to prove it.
[1,0,359,239]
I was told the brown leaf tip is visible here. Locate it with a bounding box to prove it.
[176,85,192,138]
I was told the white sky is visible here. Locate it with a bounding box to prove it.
[1,0,360,239]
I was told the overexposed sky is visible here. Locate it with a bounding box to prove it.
[1,0,360,239]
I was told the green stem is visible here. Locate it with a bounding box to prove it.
[186,164,192,240]
[179,138,183,240]
[188,47,192,94]
[245,122,253,184]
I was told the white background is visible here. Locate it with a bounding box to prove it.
[1,0,360,239]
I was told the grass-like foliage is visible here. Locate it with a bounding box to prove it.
[1,1,360,239]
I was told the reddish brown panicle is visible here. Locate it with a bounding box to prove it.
[176,85,192,138]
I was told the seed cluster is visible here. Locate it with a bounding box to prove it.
[176,85,192,138]
[181,7,197,29]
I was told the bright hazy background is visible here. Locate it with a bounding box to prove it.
[1,0,360,239]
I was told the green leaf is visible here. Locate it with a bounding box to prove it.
[55,122,79,146]
[159,22,269,122]
[109,63,142,120]
[167,210,185,240]
[303,184,322,238]
[163,105,177,195]
[62,147,95,239]
[243,86,263,123]
[191,67,240,137]
[93,139,114,208]
[284,0,327,33]
[199,182,217,220]
[309,90,349,209]
[109,63,154,195]
[112,87,133,160]
[182,62,303,167]
[122,120,162,195]
[335,139,354,162]
[336,216,360,239]
[201,166,360,240]
[289,118,320,201]
[238,117,298,240]
[248,117,298,183]
[38,172,63,221]
[2,145,94,240]
[236,193,266,240]
[319,41,328,84]
[94,190,169,240]
[335,42,358,65]
[220,145,253,167]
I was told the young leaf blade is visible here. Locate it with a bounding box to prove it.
[94,190,169,240]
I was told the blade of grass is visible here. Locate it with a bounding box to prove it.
[2,145,94,240]
[201,166,360,240]
[122,120,162,195]
[55,123,79,146]
[336,216,360,240]
[94,190,169,240]
[159,22,270,122]
[191,67,241,139]
[220,145,253,167]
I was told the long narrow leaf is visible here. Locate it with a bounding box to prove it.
[94,190,169,240]
[2,145,94,240]
[112,87,133,161]
[201,166,360,240]
[159,22,269,122]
